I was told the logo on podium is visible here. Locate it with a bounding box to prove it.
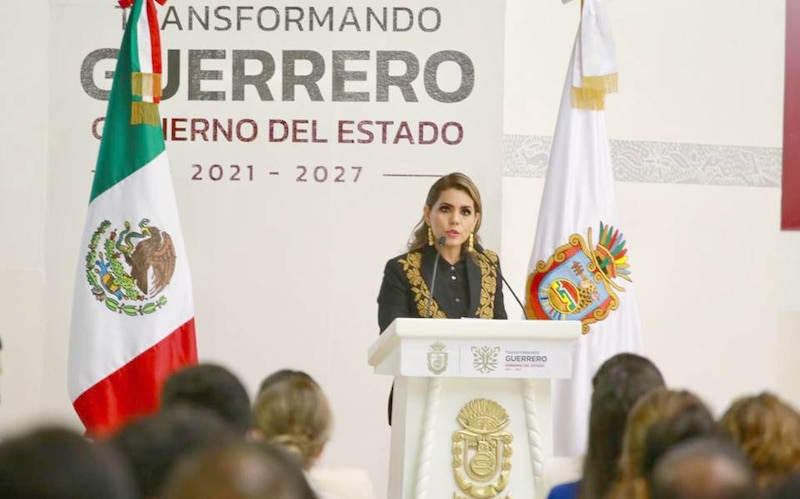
[471,346,500,374]
[426,342,449,375]
[452,399,513,499]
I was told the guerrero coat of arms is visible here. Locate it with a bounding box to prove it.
[452,399,513,499]
[85,218,176,316]
[427,342,448,375]
[526,222,631,333]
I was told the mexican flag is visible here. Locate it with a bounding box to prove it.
[68,0,196,437]
[525,0,643,456]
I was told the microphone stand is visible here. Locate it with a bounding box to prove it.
[475,248,529,319]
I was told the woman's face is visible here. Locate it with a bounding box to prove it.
[424,188,480,252]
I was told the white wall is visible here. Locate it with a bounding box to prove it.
[1,0,797,497]
[505,0,785,146]
[0,0,51,428]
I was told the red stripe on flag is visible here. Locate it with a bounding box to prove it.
[145,0,162,102]
[783,0,800,230]
[73,318,197,438]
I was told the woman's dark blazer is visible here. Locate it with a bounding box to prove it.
[377,243,508,333]
[376,244,508,423]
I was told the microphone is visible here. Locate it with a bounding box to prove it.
[425,236,446,318]
[475,248,528,319]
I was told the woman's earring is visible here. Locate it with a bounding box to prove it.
[468,232,475,252]
[427,226,434,246]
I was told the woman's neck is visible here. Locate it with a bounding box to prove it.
[439,246,461,265]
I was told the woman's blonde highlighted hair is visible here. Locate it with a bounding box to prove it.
[720,392,800,489]
[609,388,715,499]
[253,370,332,470]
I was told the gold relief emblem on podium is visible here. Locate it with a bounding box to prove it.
[427,342,448,375]
[452,399,513,499]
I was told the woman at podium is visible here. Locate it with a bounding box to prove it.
[377,172,507,332]
[377,173,508,423]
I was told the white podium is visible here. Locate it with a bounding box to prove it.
[368,318,580,499]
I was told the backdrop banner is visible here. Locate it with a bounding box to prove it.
[49,0,506,485]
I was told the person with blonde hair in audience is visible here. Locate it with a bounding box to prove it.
[609,388,717,499]
[719,392,800,491]
[254,369,374,499]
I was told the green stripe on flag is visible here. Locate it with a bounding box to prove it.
[90,0,165,202]
[130,1,141,75]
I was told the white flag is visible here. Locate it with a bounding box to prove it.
[524,0,642,457]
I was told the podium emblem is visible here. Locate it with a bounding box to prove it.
[471,346,500,374]
[452,399,513,499]
[526,222,632,333]
[427,342,448,375]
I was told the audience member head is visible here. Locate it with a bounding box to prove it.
[719,392,800,489]
[256,369,309,399]
[580,353,666,499]
[640,398,722,480]
[612,389,716,499]
[253,369,332,470]
[164,442,318,499]
[110,405,237,498]
[0,425,135,499]
[161,363,252,436]
[649,437,757,499]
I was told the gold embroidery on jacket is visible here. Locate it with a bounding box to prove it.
[475,250,498,318]
[401,250,499,319]
[400,252,446,319]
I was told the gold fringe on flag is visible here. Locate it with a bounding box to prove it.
[571,86,606,110]
[582,73,618,94]
[132,72,162,100]
[131,102,160,126]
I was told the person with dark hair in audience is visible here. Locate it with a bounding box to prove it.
[648,437,758,499]
[719,392,800,491]
[110,405,237,498]
[547,352,666,499]
[0,426,135,499]
[164,442,319,499]
[609,388,717,499]
[161,362,252,437]
[639,398,723,484]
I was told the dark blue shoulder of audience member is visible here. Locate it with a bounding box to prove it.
[547,480,579,499]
